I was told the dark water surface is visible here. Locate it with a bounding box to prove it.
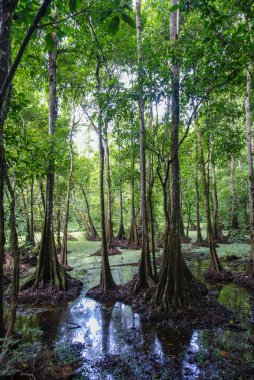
[12,276,254,379]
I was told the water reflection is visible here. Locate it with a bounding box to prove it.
[11,278,254,378]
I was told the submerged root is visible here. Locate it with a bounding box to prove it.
[234,274,254,290]
[86,234,100,241]
[93,245,122,256]
[113,239,140,250]
[17,277,83,305]
[86,284,119,303]
[203,268,232,282]
[131,273,155,295]
[180,236,191,243]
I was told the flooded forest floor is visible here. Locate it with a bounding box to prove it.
[1,231,254,379]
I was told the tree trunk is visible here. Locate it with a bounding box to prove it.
[147,103,158,281]
[22,31,67,290]
[128,158,140,248]
[61,112,75,269]
[4,173,19,340]
[96,59,115,291]
[133,0,153,293]
[186,203,191,238]
[230,158,239,229]
[104,134,114,248]
[80,185,99,240]
[39,179,46,212]
[245,67,254,277]
[116,191,125,240]
[0,0,17,338]
[20,184,32,244]
[196,124,223,272]
[211,165,223,241]
[30,177,35,246]
[179,192,189,242]
[56,205,62,254]
[194,141,203,243]
[0,0,52,336]
[147,189,158,282]
[155,1,202,311]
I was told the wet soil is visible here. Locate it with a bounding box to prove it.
[93,246,122,256]
[234,274,254,290]
[114,239,141,250]
[203,268,233,282]
[87,280,240,331]
[16,277,83,305]
[2,234,254,379]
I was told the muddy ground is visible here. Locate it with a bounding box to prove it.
[1,231,254,379]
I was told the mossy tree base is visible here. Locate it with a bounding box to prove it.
[21,224,67,291]
[93,245,122,256]
[18,277,83,305]
[154,257,204,312]
[203,268,232,282]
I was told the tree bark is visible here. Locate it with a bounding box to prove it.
[61,112,75,269]
[22,31,66,290]
[4,173,19,340]
[245,67,254,277]
[20,184,32,244]
[96,59,115,291]
[230,157,239,229]
[116,191,125,240]
[186,202,192,238]
[133,0,154,292]
[39,179,46,212]
[196,124,223,272]
[155,0,202,311]
[147,104,158,281]
[194,141,203,243]
[104,134,114,248]
[80,185,99,240]
[0,0,17,338]
[128,157,140,248]
[30,177,35,246]
[0,0,52,336]
[56,204,62,254]
[211,165,223,241]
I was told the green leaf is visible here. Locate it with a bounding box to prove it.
[100,9,113,22]
[121,13,135,28]
[108,15,120,35]
[114,0,121,7]
[69,0,77,12]
[123,3,132,12]
[45,33,54,50]
[170,4,180,12]
[76,0,81,11]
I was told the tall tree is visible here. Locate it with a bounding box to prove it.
[133,0,154,292]
[61,110,75,270]
[230,157,239,230]
[194,140,203,243]
[211,164,223,241]
[128,147,140,249]
[245,67,254,278]
[154,0,202,311]
[96,58,116,291]
[80,185,99,241]
[0,0,52,338]
[196,122,223,273]
[23,29,66,289]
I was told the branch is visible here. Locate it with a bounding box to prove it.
[83,13,112,79]
[168,69,239,167]
[0,0,52,111]
[37,8,91,29]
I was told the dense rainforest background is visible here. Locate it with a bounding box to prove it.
[1,0,254,378]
